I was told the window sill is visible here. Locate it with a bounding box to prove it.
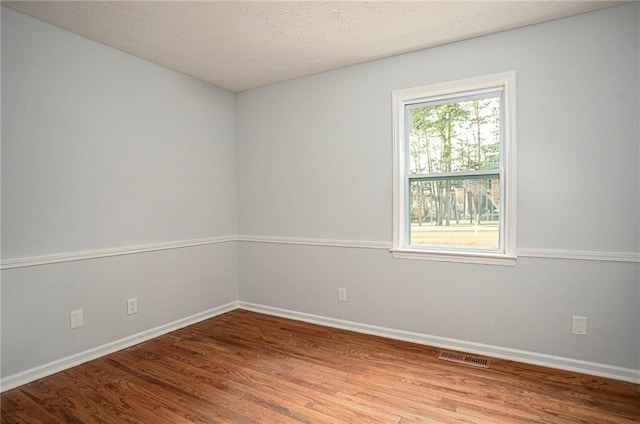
[389,248,516,266]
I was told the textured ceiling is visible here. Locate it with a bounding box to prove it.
[3,1,621,92]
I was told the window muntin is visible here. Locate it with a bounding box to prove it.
[392,72,515,264]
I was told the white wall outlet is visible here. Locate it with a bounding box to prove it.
[127,297,138,315]
[338,288,347,302]
[572,315,587,335]
[70,309,84,329]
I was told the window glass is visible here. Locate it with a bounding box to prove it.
[407,94,502,251]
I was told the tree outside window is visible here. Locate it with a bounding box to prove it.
[407,95,501,249]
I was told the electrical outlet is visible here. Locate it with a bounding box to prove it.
[70,309,84,329]
[127,297,138,315]
[338,288,347,302]
[572,315,587,335]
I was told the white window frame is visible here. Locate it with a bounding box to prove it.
[391,72,516,265]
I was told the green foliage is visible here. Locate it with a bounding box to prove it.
[408,95,501,229]
[410,97,499,174]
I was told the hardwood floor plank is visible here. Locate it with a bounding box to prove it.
[2,310,639,423]
[55,365,173,424]
[92,360,245,424]
[1,389,67,424]
[17,382,89,424]
[129,342,357,423]
[106,353,302,423]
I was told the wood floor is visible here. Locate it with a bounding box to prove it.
[2,310,639,423]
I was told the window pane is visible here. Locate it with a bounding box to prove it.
[408,96,500,175]
[409,177,500,250]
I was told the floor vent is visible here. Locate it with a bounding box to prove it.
[438,351,489,368]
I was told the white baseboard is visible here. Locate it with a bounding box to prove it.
[0,301,239,392]
[4,300,637,392]
[239,301,640,384]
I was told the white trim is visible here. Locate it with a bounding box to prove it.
[237,235,391,250]
[1,236,637,270]
[0,301,239,392]
[238,236,639,263]
[517,249,640,263]
[239,302,640,384]
[392,71,517,265]
[3,300,638,391]
[390,248,516,266]
[502,72,517,259]
[0,236,237,270]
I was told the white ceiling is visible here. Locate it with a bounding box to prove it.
[3,1,621,92]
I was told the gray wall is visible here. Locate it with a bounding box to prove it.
[2,3,639,380]
[1,8,238,377]
[237,4,640,370]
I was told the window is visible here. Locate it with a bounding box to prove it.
[392,72,516,265]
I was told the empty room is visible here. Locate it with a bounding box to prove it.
[1,1,639,422]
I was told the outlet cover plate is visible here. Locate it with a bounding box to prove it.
[70,309,84,329]
[572,315,587,335]
[127,297,138,315]
[338,288,347,302]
